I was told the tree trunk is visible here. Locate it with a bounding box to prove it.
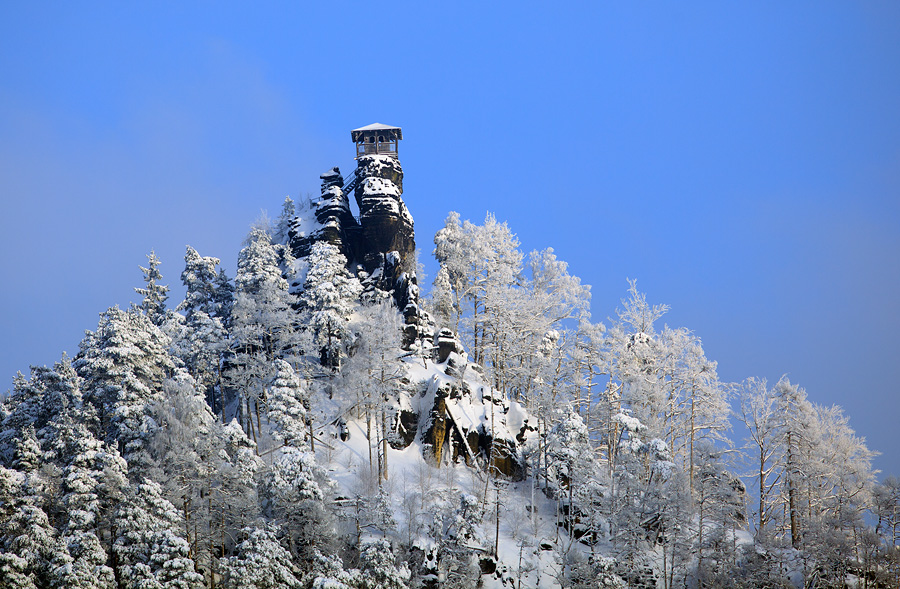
[495,483,501,559]
[759,450,766,534]
[787,431,801,548]
[689,398,696,494]
[381,408,389,481]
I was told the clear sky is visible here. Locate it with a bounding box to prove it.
[1,3,898,476]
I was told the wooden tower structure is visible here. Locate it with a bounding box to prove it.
[351,123,402,158]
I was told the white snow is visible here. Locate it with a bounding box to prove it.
[290,200,323,239]
[612,412,646,434]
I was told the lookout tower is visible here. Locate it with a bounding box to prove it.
[351,123,402,158]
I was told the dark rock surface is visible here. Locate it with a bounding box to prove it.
[418,377,525,481]
[289,157,432,349]
[436,328,462,363]
[353,155,415,276]
[288,167,359,261]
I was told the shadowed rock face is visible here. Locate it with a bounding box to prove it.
[288,156,432,352]
[353,155,415,276]
[288,167,358,261]
[420,380,526,481]
[315,167,358,255]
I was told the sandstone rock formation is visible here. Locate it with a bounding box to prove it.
[353,154,415,275]
[285,140,529,481]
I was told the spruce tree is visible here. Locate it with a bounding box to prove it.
[297,241,362,369]
[76,307,174,478]
[219,525,303,589]
[134,250,169,326]
[227,228,299,436]
[113,479,203,589]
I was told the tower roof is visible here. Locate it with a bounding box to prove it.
[351,123,402,142]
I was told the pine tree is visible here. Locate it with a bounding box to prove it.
[356,539,411,589]
[227,227,300,438]
[544,406,604,541]
[0,355,84,464]
[178,246,231,322]
[151,374,262,585]
[48,419,126,589]
[168,308,229,417]
[267,359,308,448]
[0,466,52,589]
[273,195,296,246]
[76,306,174,478]
[429,266,456,332]
[172,246,232,417]
[113,479,203,589]
[219,525,303,589]
[264,444,335,570]
[134,250,169,326]
[297,241,362,370]
[0,462,57,589]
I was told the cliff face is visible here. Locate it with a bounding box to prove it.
[288,157,414,301]
[353,154,415,276]
[287,167,358,261]
[416,370,529,481]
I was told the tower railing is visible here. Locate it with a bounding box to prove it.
[341,167,358,196]
[354,140,399,158]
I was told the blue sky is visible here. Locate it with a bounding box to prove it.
[1,3,898,475]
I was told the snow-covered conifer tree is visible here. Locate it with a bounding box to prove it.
[0,465,56,589]
[0,355,85,463]
[267,359,308,448]
[227,227,300,438]
[75,306,174,478]
[356,539,411,589]
[134,250,169,326]
[179,246,232,322]
[429,266,456,332]
[151,374,262,584]
[113,479,203,589]
[264,444,335,573]
[297,241,362,370]
[218,525,303,589]
[273,195,296,246]
[47,419,127,589]
[544,407,604,541]
[173,247,232,416]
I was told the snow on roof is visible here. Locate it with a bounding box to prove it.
[351,123,403,141]
[352,122,400,132]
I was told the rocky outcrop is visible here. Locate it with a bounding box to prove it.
[418,372,528,481]
[289,167,359,261]
[287,149,532,482]
[353,155,415,275]
[289,158,432,349]
[436,328,462,363]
